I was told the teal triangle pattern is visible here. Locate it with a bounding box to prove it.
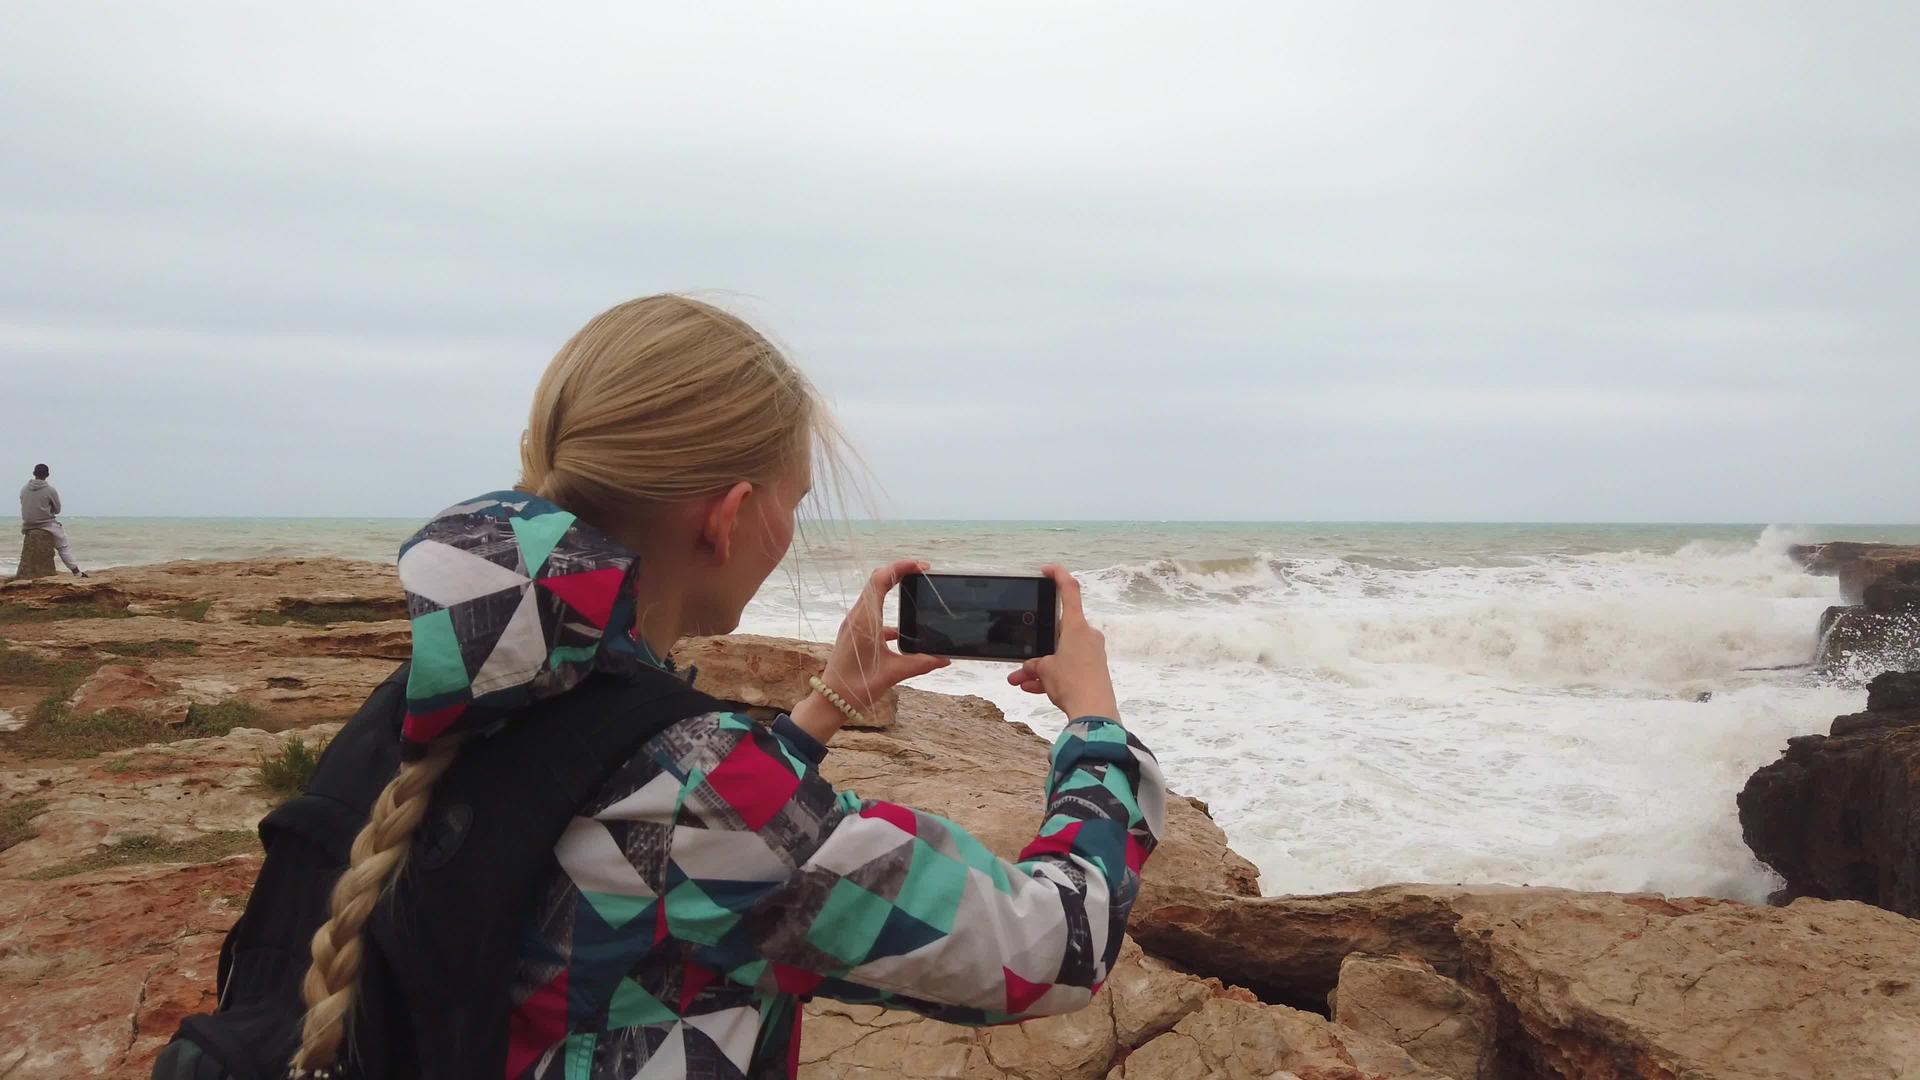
[407,608,471,699]
[607,977,678,1028]
[511,511,577,575]
[581,890,654,930]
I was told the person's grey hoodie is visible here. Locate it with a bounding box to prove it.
[20,478,60,530]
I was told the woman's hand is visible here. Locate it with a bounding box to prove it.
[792,559,950,741]
[1008,565,1121,721]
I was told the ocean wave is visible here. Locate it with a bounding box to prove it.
[1100,592,1824,689]
[1082,530,1836,609]
[1083,553,1294,602]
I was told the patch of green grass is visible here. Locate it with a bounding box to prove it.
[0,642,96,685]
[254,602,403,627]
[97,639,200,658]
[162,598,213,622]
[9,706,164,758]
[258,736,325,802]
[0,600,132,623]
[26,830,259,880]
[4,697,265,759]
[184,699,266,732]
[0,798,50,853]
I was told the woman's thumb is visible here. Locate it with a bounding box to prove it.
[900,653,950,679]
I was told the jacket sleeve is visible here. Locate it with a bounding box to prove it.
[48,487,60,515]
[645,711,1166,1024]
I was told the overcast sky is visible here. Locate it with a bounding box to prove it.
[2,2,1915,521]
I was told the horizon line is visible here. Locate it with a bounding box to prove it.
[48,514,1920,528]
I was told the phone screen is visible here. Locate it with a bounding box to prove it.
[900,573,1057,660]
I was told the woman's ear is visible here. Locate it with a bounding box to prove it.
[699,481,755,565]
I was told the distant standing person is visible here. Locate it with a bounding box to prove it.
[20,464,86,577]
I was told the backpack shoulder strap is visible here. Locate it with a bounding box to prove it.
[365,665,724,1080]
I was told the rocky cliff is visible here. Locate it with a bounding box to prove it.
[1737,542,1920,920]
[1789,542,1920,672]
[6,561,1920,1079]
[1739,669,1920,915]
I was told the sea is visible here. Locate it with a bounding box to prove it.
[12,517,1919,902]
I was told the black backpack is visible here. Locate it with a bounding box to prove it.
[153,661,719,1080]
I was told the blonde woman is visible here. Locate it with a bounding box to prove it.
[159,295,1165,1080]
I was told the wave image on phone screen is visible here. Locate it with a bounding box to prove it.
[901,574,1056,660]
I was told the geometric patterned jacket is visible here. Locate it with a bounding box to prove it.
[393,493,1166,1080]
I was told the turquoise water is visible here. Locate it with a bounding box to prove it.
[10,517,1918,900]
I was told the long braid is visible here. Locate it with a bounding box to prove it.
[290,739,462,1077]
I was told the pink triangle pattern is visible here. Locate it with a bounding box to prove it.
[537,566,628,629]
[1003,966,1052,1015]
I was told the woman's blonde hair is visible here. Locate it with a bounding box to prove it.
[292,293,836,1076]
[522,293,832,531]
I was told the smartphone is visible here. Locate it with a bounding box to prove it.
[899,573,1058,661]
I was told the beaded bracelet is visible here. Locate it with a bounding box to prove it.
[807,675,867,727]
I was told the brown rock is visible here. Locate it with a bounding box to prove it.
[0,724,333,879]
[1129,885,1509,1010]
[0,557,398,624]
[1788,541,1895,575]
[14,527,57,579]
[796,939,1238,1080]
[1109,997,1448,1080]
[1109,946,1224,1049]
[677,633,897,728]
[1816,604,1920,671]
[1458,892,1920,1079]
[1867,669,1920,713]
[1829,709,1920,736]
[0,857,259,1079]
[797,1000,993,1079]
[1738,720,1920,914]
[1790,541,1920,590]
[1826,545,1920,603]
[1141,885,1920,1077]
[1865,579,1920,613]
[0,560,412,732]
[1332,954,1493,1080]
[67,664,187,723]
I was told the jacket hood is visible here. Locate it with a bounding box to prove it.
[395,490,649,751]
[25,479,48,490]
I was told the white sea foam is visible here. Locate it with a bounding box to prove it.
[744,523,1878,902]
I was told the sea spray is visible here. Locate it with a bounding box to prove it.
[742,524,1879,902]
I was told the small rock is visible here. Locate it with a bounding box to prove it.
[68,664,183,716]
[1831,711,1918,737]
[1867,670,1920,713]
[1742,711,1920,914]
[1110,997,1447,1079]
[1332,953,1495,1079]
[1838,548,1920,603]
[1818,606,1920,671]
[1458,892,1920,1078]
[677,633,898,728]
[14,527,57,579]
[1866,581,1920,613]
[1130,884,1491,1010]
